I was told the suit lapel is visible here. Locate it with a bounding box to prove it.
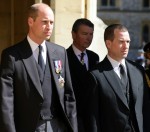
[102,57,129,109]
[87,50,93,69]
[19,38,43,98]
[68,46,86,71]
[46,42,64,104]
[126,61,138,103]
[69,46,80,65]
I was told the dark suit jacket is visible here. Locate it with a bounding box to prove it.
[67,45,99,116]
[85,57,150,132]
[0,38,77,132]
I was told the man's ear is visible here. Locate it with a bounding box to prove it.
[28,17,33,26]
[72,31,76,40]
[106,40,111,49]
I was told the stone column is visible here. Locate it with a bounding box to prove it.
[50,0,107,60]
[86,0,107,60]
[50,0,85,48]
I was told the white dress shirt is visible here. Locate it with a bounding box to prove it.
[27,36,47,65]
[107,55,127,79]
[72,44,89,70]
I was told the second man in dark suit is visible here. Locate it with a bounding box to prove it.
[67,18,99,132]
[85,24,150,132]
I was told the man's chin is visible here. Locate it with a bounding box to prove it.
[45,36,51,40]
[123,55,128,58]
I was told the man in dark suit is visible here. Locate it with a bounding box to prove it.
[85,24,150,132]
[67,18,99,132]
[0,3,77,132]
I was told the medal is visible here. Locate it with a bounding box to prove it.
[58,75,65,88]
[54,60,62,74]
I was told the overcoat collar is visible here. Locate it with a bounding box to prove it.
[46,41,64,105]
[18,38,64,101]
[101,57,138,109]
[18,38,43,98]
[126,61,138,103]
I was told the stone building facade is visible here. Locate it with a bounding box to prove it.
[97,0,150,60]
[1,0,150,61]
[0,0,107,61]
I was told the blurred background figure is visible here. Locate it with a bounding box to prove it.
[135,49,145,67]
[143,42,150,87]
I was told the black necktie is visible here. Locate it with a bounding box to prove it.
[80,52,87,70]
[80,52,85,65]
[120,64,128,86]
[38,45,45,71]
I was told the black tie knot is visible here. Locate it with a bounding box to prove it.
[38,45,45,71]
[119,64,127,86]
[80,52,85,65]
[39,45,43,52]
[120,64,125,75]
[79,52,87,70]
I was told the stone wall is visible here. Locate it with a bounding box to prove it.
[97,0,150,60]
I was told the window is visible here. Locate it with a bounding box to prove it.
[101,0,115,6]
[142,24,150,43]
[143,0,150,8]
[97,0,119,10]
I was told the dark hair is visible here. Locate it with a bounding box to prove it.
[72,18,94,32]
[104,24,128,42]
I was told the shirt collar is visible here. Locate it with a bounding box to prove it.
[27,35,46,52]
[72,44,86,56]
[107,55,126,69]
